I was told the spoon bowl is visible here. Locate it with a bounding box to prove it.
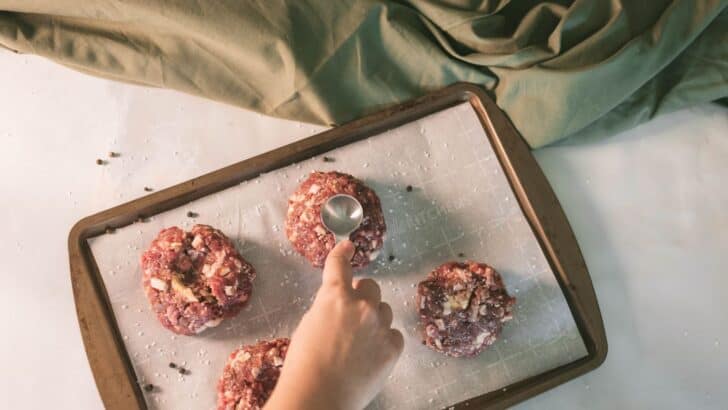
[320,194,364,243]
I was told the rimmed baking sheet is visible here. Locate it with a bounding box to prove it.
[87,101,587,409]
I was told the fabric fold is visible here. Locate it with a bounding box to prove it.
[0,0,725,147]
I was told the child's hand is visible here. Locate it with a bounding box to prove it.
[265,240,404,410]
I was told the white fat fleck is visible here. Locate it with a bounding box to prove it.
[191,235,203,248]
[273,356,284,367]
[434,319,445,331]
[313,225,327,236]
[308,184,321,194]
[442,302,452,316]
[235,351,252,363]
[368,249,380,261]
[201,264,212,276]
[434,338,443,349]
[150,278,168,291]
[453,268,468,280]
[475,331,491,346]
[205,256,224,278]
[205,318,223,328]
[224,286,236,296]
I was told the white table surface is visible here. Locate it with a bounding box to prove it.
[1,53,726,410]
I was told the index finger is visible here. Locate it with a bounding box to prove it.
[322,240,355,289]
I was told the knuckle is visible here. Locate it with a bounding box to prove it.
[358,300,377,316]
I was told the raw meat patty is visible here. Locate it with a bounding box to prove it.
[217,338,289,410]
[285,171,386,268]
[141,224,255,335]
[416,261,516,357]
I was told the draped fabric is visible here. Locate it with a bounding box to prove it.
[1,0,726,147]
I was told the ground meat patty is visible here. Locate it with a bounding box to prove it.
[217,338,289,410]
[141,224,255,335]
[285,171,386,268]
[416,261,516,357]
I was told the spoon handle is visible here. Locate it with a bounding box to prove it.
[334,234,349,244]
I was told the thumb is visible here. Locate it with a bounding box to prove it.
[322,240,355,288]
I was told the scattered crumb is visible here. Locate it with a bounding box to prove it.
[323,156,335,162]
[186,211,198,218]
[108,151,120,158]
[95,159,106,165]
[144,187,154,192]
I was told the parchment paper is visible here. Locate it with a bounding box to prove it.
[88,102,587,409]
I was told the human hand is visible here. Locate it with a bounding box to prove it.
[265,240,404,410]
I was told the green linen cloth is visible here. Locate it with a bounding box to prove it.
[1,1,726,147]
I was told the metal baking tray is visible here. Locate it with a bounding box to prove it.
[69,83,607,409]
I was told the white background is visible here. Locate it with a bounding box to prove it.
[1,52,726,409]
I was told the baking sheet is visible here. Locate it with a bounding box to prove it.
[88,102,587,410]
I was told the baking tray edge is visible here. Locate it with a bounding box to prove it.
[68,83,607,410]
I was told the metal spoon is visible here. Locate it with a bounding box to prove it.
[320,194,364,243]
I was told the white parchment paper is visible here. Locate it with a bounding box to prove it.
[88,102,587,409]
